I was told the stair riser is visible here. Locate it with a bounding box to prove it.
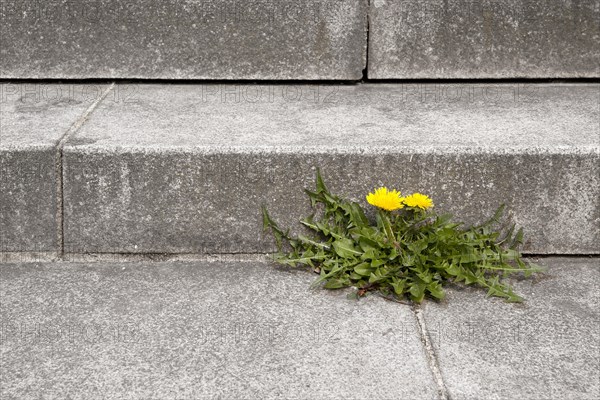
[0,0,367,80]
[369,0,600,78]
[0,149,57,252]
[2,1,598,79]
[62,151,599,255]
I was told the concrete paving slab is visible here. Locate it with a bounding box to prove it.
[421,257,600,400]
[0,0,367,80]
[0,260,436,399]
[369,0,600,78]
[0,83,110,252]
[62,83,600,254]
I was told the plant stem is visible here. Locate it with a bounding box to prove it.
[379,210,396,245]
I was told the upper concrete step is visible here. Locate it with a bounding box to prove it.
[0,0,367,80]
[2,1,598,79]
[369,0,600,78]
[1,83,598,255]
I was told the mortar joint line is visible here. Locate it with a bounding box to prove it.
[55,82,116,259]
[411,303,451,400]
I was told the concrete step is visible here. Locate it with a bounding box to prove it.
[0,257,598,399]
[0,0,367,80]
[0,83,113,252]
[2,1,598,80]
[1,83,599,256]
[369,0,600,78]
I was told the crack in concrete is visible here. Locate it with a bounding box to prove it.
[412,303,450,400]
[54,83,115,258]
[361,0,370,81]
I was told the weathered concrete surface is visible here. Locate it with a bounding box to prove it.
[369,0,600,78]
[62,84,600,255]
[421,257,600,399]
[0,0,367,80]
[0,84,109,252]
[0,260,436,399]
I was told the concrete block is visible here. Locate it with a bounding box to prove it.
[0,84,110,252]
[62,84,599,254]
[0,149,57,252]
[0,260,437,399]
[421,257,600,399]
[369,0,600,78]
[0,0,367,80]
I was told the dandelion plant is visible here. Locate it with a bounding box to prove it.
[262,169,544,303]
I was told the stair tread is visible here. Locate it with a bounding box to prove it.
[64,84,600,152]
[0,258,597,399]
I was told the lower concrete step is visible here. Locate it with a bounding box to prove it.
[0,257,598,399]
[1,83,599,255]
[0,259,438,399]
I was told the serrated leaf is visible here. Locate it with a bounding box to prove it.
[315,168,328,193]
[332,238,362,258]
[510,228,524,249]
[358,236,379,252]
[427,281,446,300]
[297,235,330,250]
[349,272,363,280]
[349,202,369,227]
[409,283,426,303]
[391,278,407,296]
[479,204,505,228]
[354,263,372,277]
[324,277,350,289]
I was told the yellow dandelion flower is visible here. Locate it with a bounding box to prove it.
[366,187,404,211]
[403,193,434,210]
